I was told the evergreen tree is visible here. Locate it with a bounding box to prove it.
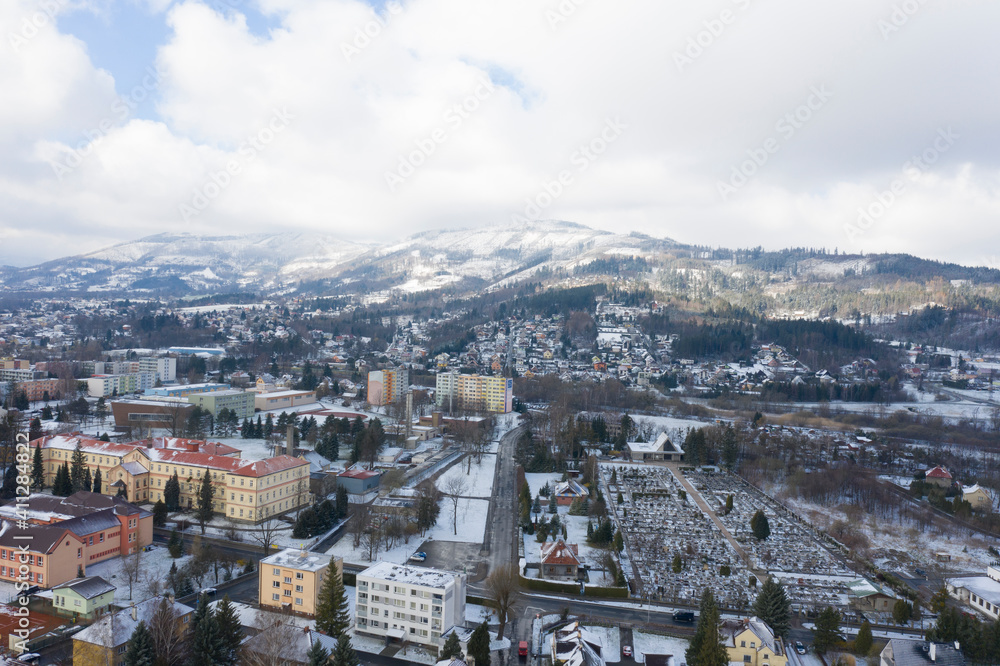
[750,509,771,541]
[721,425,739,471]
[214,596,244,665]
[331,633,359,666]
[752,577,790,638]
[31,443,44,490]
[92,468,102,494]
[196,471,215,534]
[315,568,351,638]
[813,606,842,654]
[255,415,263,438]
[165,471,181,511]
[892,600,912,626]
[672,553,683,573]
[336,486,349,519]
[854,620,873,655]
[70,441,86,492]
[468,621,491,666]
[153,499,168,527]
[440,632,464,660]
[686,589,728,666]
[122,620,156,666]
[53,462,72,496]
[308,639,331,666]
[264,413,274,438]
[186,594,226,666]
[725,494,734,514]
[548,494,557,514]
[83,467,92,492]
[168,528,184,558]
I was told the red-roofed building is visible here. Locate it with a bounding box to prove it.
[926,466,954,489]
[540,539,583,581]
[337,469,382,495]
[31,434,310,523]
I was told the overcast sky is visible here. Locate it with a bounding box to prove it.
[1,0,998,267]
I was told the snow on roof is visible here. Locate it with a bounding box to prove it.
[847,578,893,599]
[261,547,335,573]
[926,466,953,479]
[359,561,461,589]
[75,596,193,648]
[947,575,1000,606]
[143,448,307,477]
[963,484,985,494]
[258,389,316,398]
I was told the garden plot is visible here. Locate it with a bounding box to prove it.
[523,498,614,583]
[604,464,749,607]
[686,470,855,611]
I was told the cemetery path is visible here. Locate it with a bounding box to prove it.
[665,464,751,568]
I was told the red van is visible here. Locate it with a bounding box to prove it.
[518,641,529,659]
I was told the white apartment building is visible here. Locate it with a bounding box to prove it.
[355,562,467,648]
[139,357,177,382]
[86,372,156,397]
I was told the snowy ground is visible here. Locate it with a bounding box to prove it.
[584,625,621,663]
[524,502,611,583]
[466,603,495,624]
[631,630,688,664]
[85,546,194,605]
[779,493,997,572]
[435,453,497,499]
[524,472,563,496]
[326,497,489,565]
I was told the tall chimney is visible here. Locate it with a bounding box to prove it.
[286,425,295,456]
[405,391,413,439]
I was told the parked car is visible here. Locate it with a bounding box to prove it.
[518,641,529,659]
[673,610,695,623]
[915,568,927,578]
[795,642,806,655]
[200,588,217,596]
[409,552,427,562]
[623,646,633,658]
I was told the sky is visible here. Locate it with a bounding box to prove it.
[1,0,999,268]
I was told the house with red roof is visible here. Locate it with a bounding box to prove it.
[925,465,955,489]
[540,539,583,581]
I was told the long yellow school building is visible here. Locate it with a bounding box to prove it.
[29,434,311,523]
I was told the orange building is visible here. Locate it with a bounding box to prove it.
[0,523,86,588]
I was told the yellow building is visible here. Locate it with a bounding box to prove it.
[963,484,994,512]
[720,617,788,666]
[73,596,193,665]
[367,368,409,406]
[435,372,513,413]
[32,434,311,523]
[259,547,343,616]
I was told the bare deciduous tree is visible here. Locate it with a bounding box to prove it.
[119,547,143,600]
[486,562,519,640]
[149,596,189,666]
[241,614,305,666]
[249,518,283,555]
[442,474,468,536]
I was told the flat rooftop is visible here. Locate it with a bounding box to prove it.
[359,561,461,589]
[261,548,335,573]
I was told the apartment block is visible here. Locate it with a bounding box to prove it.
[259,548,343,616]
[435,372,513,413]
[356,561,467,649]
[145,382,230,398]
[87,373,156,397]
[367,368,409,406]
[0,523,86,588]
[186,388,255,419]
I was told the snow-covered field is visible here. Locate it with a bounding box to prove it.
[435,453,497,498]
[325,496,490,565]
[631,630,688,664]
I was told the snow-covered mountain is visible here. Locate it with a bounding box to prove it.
[0,222,679,296]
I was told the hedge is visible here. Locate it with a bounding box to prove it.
[518,575,629,598]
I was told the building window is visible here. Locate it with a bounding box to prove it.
[295,598,303,605]
[273,581,280,588]
[273,593,280,601]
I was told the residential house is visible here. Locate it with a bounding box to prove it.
[540,539,583,581]
[962,485,994,513]
[550,621,606,666]
[73,596,193,666]
[626,432,685,462]
[879,639,965,666]
[720,616,787,666]
[51,576,116,619]
[946,564,1000,620]
[924,466,954,489]
[848,578,897,615]
[552,480,588,506]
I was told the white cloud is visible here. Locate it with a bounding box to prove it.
[0,0,999,266]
